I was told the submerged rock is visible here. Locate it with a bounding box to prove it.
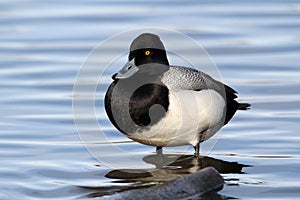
[100,167,224,200]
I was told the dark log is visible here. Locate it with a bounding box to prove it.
[101,167,224,200]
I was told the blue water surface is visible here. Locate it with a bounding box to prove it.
[1,0,300,199]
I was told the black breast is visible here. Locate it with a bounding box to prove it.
[105,79,169,133]
[129,83,169,127]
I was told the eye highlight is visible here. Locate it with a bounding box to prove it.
[145,50,151,56]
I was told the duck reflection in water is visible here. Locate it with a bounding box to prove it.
[82,154,249,198]
[105,153,249,182]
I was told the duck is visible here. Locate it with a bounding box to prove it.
[105,33,250,156]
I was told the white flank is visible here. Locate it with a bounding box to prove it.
[128,89,225,147]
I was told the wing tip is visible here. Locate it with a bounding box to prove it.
[238,103,251,110]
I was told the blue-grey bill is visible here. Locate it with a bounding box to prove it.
[115,59,139,79]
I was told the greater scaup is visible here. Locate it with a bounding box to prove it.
[105,33,250,156]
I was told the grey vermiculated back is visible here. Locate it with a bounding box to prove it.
[161,66,223,93]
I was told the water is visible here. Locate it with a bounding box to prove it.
[1,0,300,199]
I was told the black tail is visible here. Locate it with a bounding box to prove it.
[224,84,250,125]
[238,103,251,110]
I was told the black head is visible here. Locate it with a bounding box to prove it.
[129,33,169,66]
[113,33,169,80]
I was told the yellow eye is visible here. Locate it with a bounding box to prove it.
[145,50,151,56]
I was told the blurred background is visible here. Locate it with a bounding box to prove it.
[1,0,300,199]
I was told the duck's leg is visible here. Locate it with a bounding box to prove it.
[194,143,200,157]
[156,146,163,154]
[194,130,208,157]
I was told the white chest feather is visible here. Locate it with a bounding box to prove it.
[128,89,225,147]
